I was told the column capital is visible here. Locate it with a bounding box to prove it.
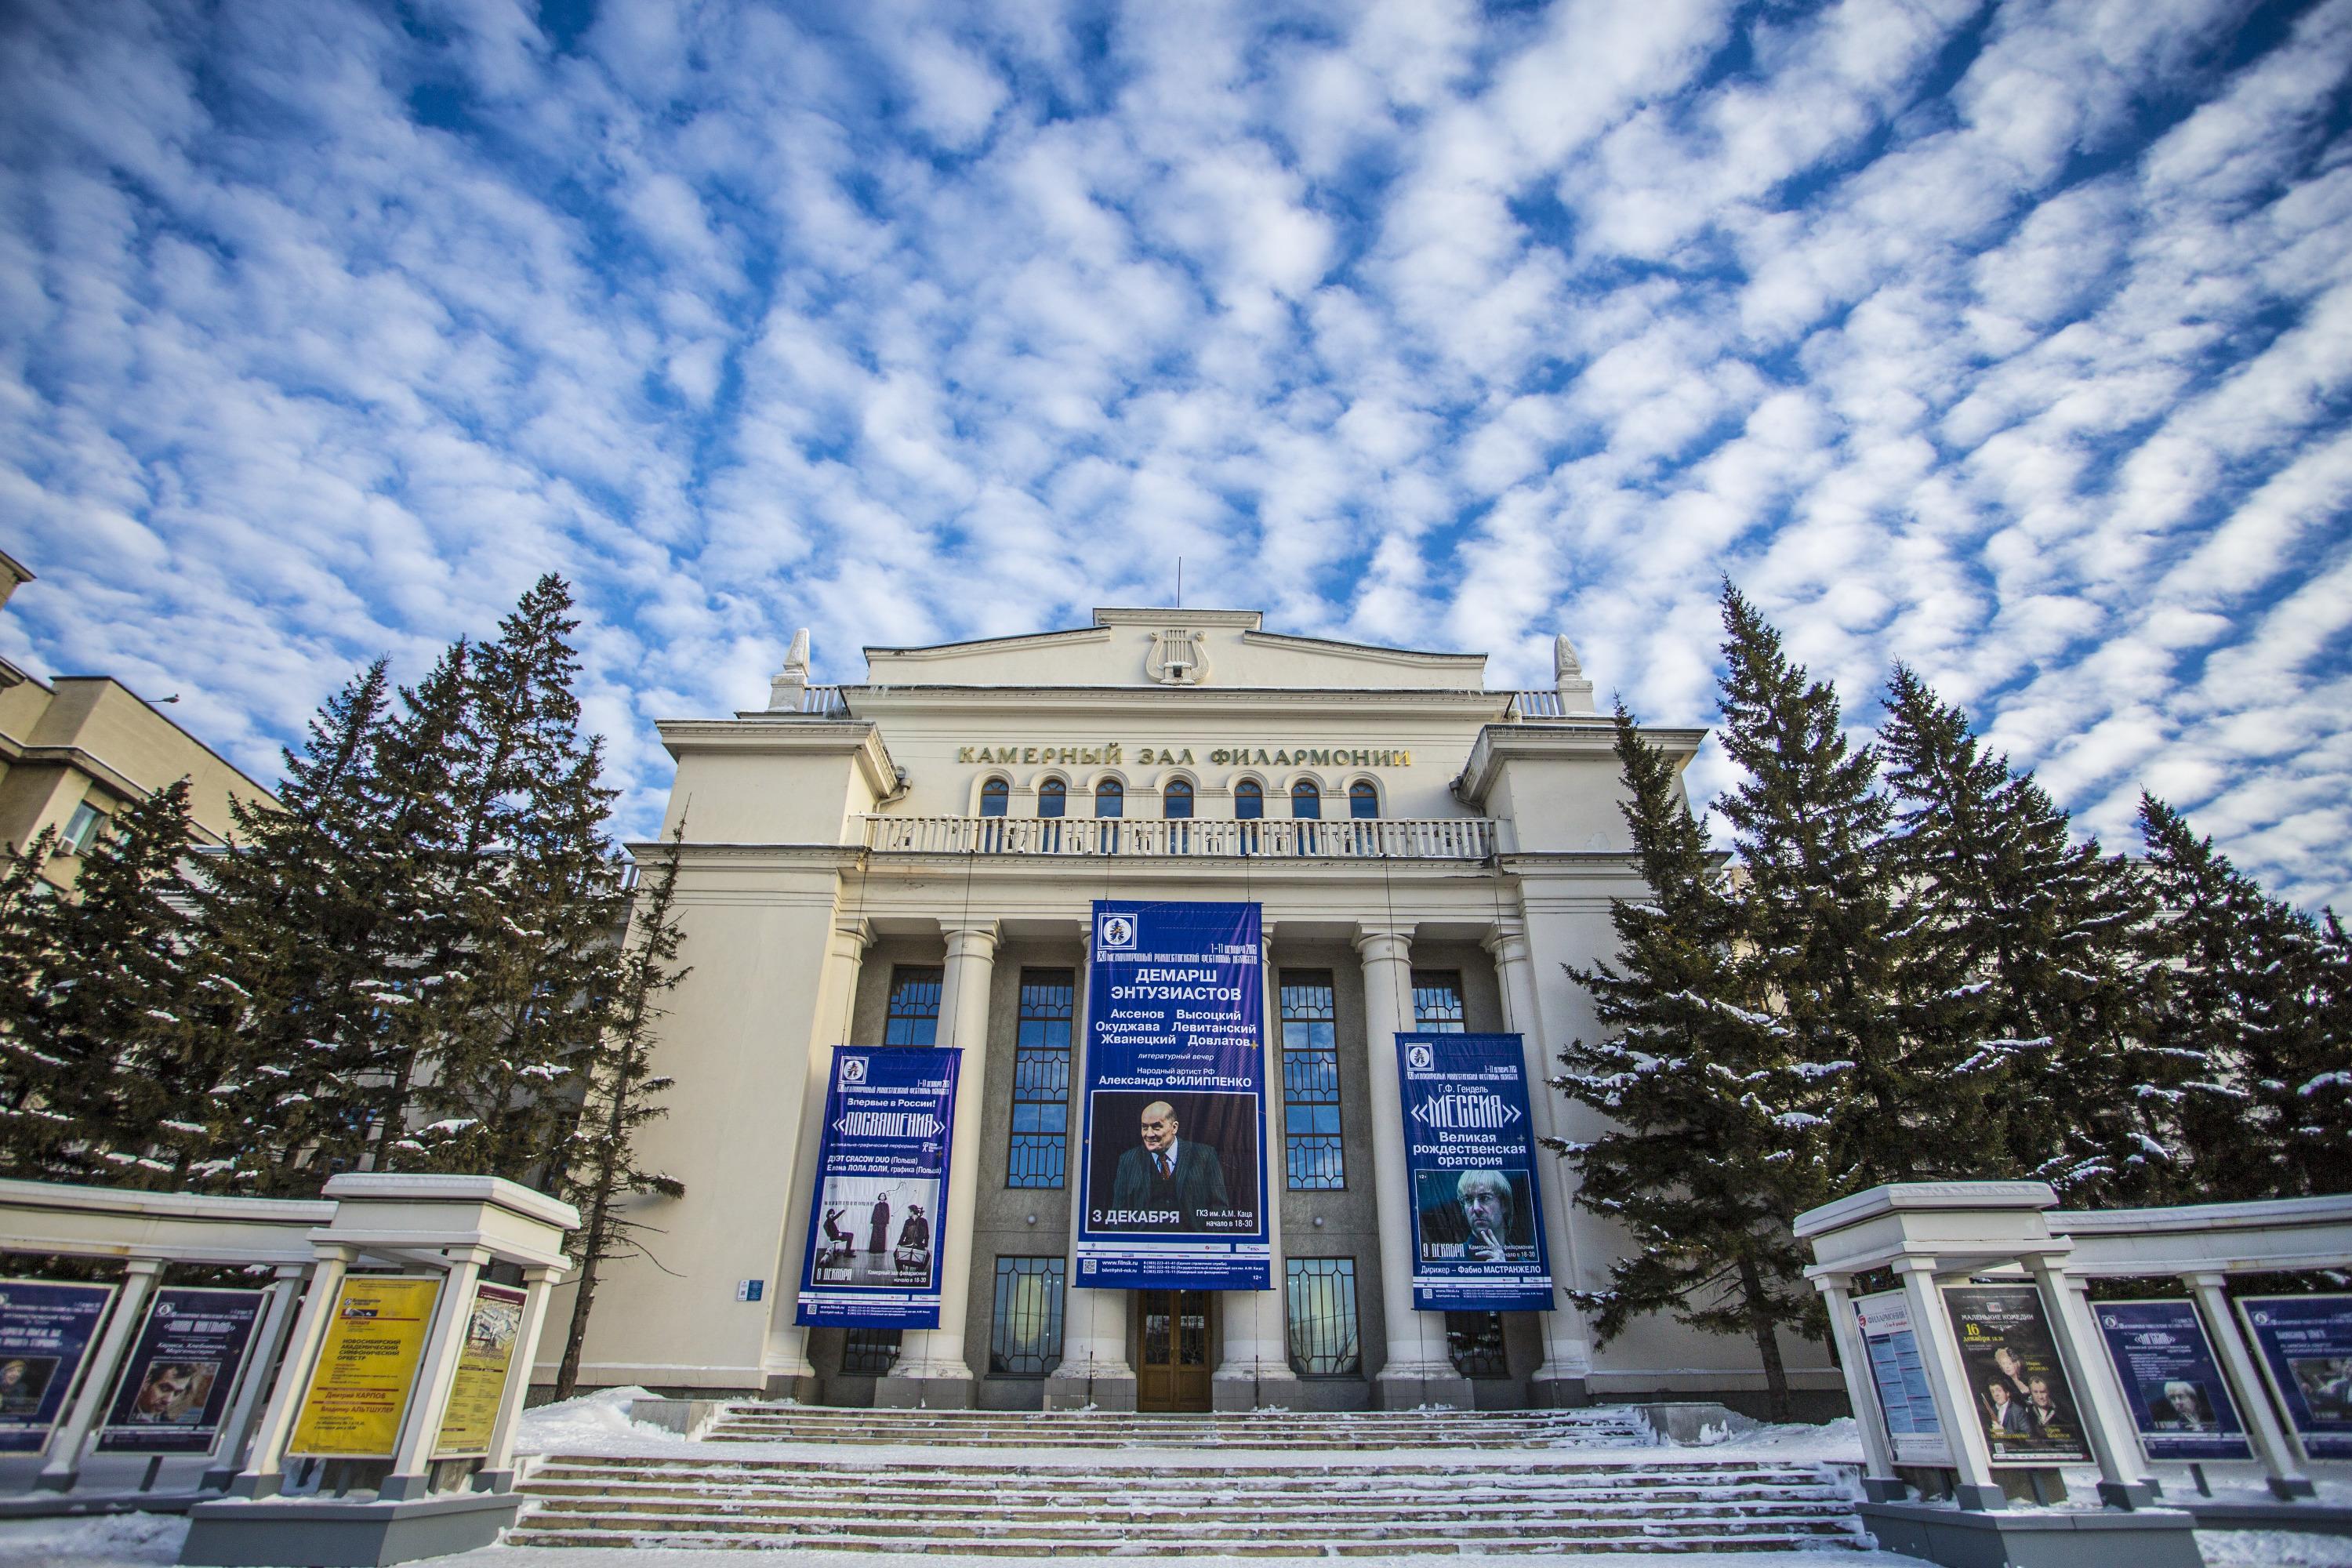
[831,916,875,951]
[2183,1271,2231,1291]
[1890,1257,1940,1277]
[122,1256,169,1279]
[942,920,1000,958]
[1481,923,1531,961]
[1352,924,1413,962]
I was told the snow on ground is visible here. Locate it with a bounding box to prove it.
[0,1511,187,1566]
[516,1385,684,1454]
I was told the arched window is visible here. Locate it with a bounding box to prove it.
[980,778,1009,818]
[1163,779,1193,819]
[1094,779,1123,818]
[1037,779,1066,818]
[1349,781,1378,819]
[1233,779,1264,820]
[1291,780,1322,819]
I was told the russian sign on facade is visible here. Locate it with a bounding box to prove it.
[2094,1298,2252,1461]
[95,1287,265,1455]
[287,1276,439,1459]
[1942,1283,2092,1465]
[1396,1033,1551,1311]
[797,1045,963,1328]
[1078,900,1269,1290]
[2237,1293,2352,1460]
[0,1279,114,1454]
[1853,1290,1951,1465]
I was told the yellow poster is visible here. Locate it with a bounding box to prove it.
[432,1281,526,1458]
[287,1276,439,1459]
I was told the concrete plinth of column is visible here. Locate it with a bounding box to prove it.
[1525,1374,1592,1409]
[1857,1501,2201,1568]
[1375,1370,1474,1410]
[873,1374,975,1410]
[1211,1370,1299,1412]
[182,1490,522,1567]
[760,1371,821,1403]
[1043,1371,1136,1411]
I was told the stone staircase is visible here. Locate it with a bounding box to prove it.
[509,1406,1874,1555]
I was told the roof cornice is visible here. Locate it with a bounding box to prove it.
[656,718,900,796]
[840,685,1514,719]
[1453,722,1706,808]
[865,626,1112,661]
[1238,629,1485,670]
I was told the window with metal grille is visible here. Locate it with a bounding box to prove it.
[1446,1311,1508,1377]
[884,967,944,1046]
[1412,971,1467,1032]
[841,1327,901,1374]
[1280,971,1343,1190]
[989,1257,1065,1376]
[1009,970,1073,1188]
[1286,1258,1362,1376]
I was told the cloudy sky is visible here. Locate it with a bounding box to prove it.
[2,0,2348,906]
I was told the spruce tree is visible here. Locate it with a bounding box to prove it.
[1877,668,2177,1203]
[2138,797,2339,1200]
[1557,706,1831,1420]
[555,819,690,1398]
[1714,587,1937,1187]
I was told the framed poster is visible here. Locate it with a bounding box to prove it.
[1076,900,1269,1290]
[96,1287,267,1455]
[286,1276,440,1459]
[1942,1283,2092,1465]
[431,1281,527,1458]
[795,1046,962,1328]
[0,1279,116,1454]
[2238,1294,2352,1460]
[1853,1290,1951,1465]
[1397,1033,1552,1311]
[2093,1298,2252,1461]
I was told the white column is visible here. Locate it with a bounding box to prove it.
[1357,924,1458,1400]
[764,916,872,1385]
[202,1264,308,1491]
[889,920,998,1385]
[2189,1271,2314,1498]
[231,1244,354,1499]
[1895,1259,2005,1511]
[381,1246,488,1501]
[37,1257,165,1490]
[478,1263,565,1491]
[1216,919,1297,1406]
[1815,1275,1900,1497]
[1051,950,1132,1407]
[1486,922,1591,1395]
[2031,1260,2158,1508]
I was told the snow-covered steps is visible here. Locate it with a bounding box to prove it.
[506,1452,1874,1555]
[695,1402,1656,1449]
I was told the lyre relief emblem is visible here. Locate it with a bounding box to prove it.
[1147,629,1207,686]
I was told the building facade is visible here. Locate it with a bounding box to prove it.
[0,548,275,885]
[561,608,1839,1414]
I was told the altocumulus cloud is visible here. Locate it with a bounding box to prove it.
[1,0,2348,906]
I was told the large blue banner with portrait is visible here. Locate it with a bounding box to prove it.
[2238,1294,2352,1460]
[2095,1299,2252,1461]
[796,1046,962,1329]
[0,1279,116,1453]
[1397,1033,1552,1311]
[1077,900,1269,1290]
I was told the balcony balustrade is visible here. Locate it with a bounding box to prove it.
[858,815,1499,860]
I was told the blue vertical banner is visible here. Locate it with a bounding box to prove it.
[1397,1033,1552,1311]
[0,1279,116,1454]
[2238,1294,2352,1459]
[796,1047,962,1329]
[2094,1299,2252,1461]
[96,1287,267,1455]
[1078,900,1269,1290]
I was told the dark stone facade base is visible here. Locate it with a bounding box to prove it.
[1375,1372,1475,1411]
[181,1490,522,1567]
[873,1374,975,1410]
[1041,1372,1136,1411]
[760,1372,821,1403]
[1212,1375,1302,1412]
[1524,1376,1590,1409]
[2186,1497,2352,1537]
[1858,1501,2203,1568]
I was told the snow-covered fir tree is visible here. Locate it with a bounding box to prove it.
[1877,666,2180,1203]
[1555,705,1831,1421]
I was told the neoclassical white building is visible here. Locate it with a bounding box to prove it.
[555,608,1839,1414]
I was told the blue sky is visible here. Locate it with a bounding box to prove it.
[2,0,2350,907]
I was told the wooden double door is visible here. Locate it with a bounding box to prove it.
[1136,1290,1214,1411]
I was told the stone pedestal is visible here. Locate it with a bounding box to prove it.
[1042,1368,1136,1411]
[873,1374,975,1410]
[1858,1501,2201,1568]
[1375,1368,1475,1411]
[183,1491,524,1568]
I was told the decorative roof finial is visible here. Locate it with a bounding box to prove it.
[768,628,811,712]
[1553,630,1598,715]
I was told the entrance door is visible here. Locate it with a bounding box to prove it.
[1136,1290,1214,1411]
